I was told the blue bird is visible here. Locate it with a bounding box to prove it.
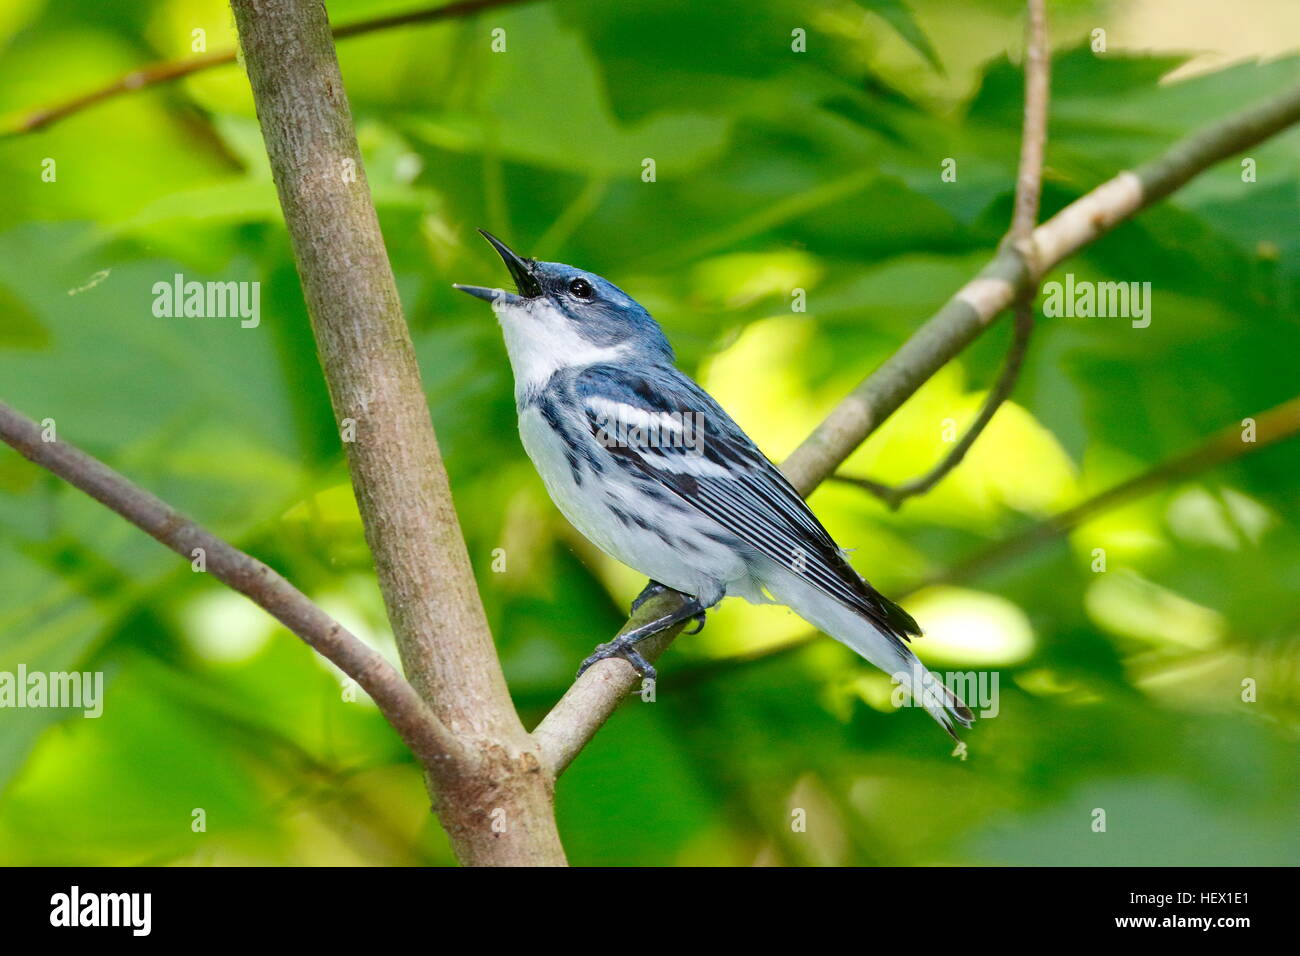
[455,230,973,739]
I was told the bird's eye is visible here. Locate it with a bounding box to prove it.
[568,278,594,299]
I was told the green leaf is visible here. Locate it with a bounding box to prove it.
[0,281,48,348]
[855,0,944,73]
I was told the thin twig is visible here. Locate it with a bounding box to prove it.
[0,399,466,772]
[835,299,1035,508]
[922,395,1300,591]
[532,79,1300,778]
[839,0,1048,509]
[1,0,540,138]
[1011,0,1050,243]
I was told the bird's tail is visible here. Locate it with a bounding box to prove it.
[762,568,974,740]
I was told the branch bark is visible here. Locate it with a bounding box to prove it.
[229,0,564,866]
[532,79,1300,777]
[1,0,539,138]
[0,399,466,771]
[1010,0,1050,242]
[840,0,1047,509]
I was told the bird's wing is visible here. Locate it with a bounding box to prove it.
[575,363,918,644]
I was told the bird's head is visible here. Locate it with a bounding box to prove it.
[455,230,672,391]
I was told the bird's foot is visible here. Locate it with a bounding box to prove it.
[577,635,656,683]
[632,581,706,633]
[578,593,707,684]
[630,580,670,615]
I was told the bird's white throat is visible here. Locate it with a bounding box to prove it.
[494,297,628,398]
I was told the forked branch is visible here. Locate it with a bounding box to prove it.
[838,0,1046,508]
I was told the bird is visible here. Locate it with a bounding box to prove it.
[455,230,973,740]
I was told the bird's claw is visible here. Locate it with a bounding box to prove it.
[630,580,669,616]
[580,590,706,685]
[577,640,657,684]
[631,582,706,635]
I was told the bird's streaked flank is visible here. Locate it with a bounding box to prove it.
[456,231,973,739]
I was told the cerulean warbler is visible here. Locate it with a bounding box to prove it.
[456,231,973,739]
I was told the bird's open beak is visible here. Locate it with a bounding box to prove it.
[453,229,543,305]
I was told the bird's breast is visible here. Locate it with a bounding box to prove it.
[515,404,741,601]
[516,404,614,542]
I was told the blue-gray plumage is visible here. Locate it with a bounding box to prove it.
[455,230,973,739]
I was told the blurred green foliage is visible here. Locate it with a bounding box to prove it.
[0,0,1297,866]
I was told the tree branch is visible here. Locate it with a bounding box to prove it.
[230,0,564,866]
[532,78,1300,778]
[781,80,1300,493]
[1010,0,1050,243]
[832,299,1033,508]
[0,399,466,771]
[1,0,540,138]
[840,0,1047,509]
[923,395,1300,591]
